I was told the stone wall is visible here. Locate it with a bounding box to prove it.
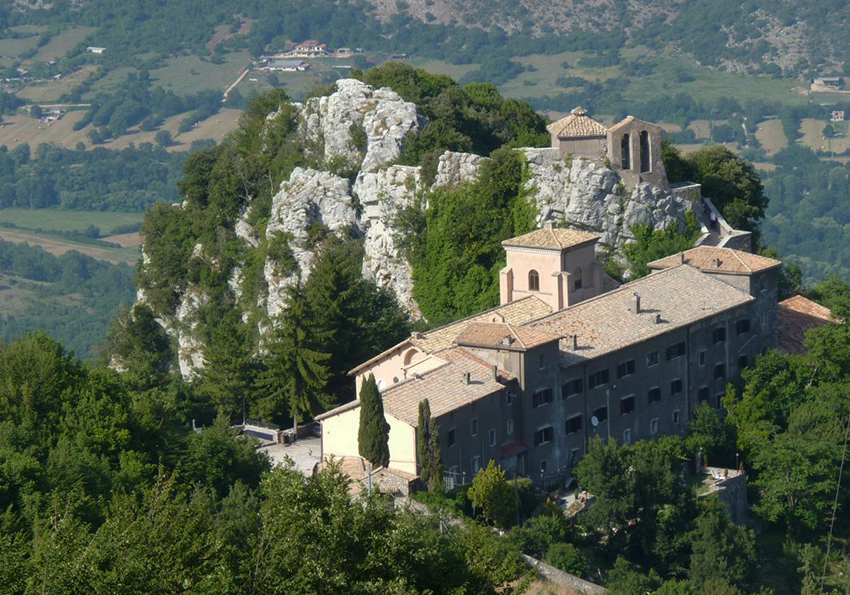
[522,555,607,594]
[701,467,749,525]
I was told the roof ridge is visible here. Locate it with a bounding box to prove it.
[507,323,527,349]
[382,360,452,394]
[419,295,541,338]
[730,250,752,273]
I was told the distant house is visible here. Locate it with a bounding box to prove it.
[290,40,327,57]
[831,110,845,122]
[267,59,309,72]
[86,46,106,54]
[813,76,843,89]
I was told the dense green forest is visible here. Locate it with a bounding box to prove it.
[0,239,135,359]
[0,142,193,211]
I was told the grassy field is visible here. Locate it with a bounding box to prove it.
[0,227,140,264]
[799,118,850,154]
[150,50,252,96]
[754,118,788,156]
[84,66,136,98]
[0,35,38,58]
[32,27,97,63]
[412,51,808,109]
[15,64,98,102]
[0,209,143,234]
[0,111,91,149]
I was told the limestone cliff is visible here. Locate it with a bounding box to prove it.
[141,79,697,379]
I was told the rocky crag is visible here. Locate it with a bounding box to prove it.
[142,79,697,379]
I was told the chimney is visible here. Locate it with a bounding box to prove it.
[571,334,579,350]
[543,219,556,230]
[412,331,423,340]
[492,364,498,380]
[631,292,641,314]
[679,252,685,264]
[713,258,721,268]
[462,371,471,385]
[655,313,662,324]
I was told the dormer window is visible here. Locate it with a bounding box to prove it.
[528,270,540,292]
[574,267,582,291]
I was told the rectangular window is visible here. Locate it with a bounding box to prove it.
[532,389,553,408]
[588,369,610,389]
[648,387,661,403]
[712,327,727,344]
[698,386,709,403]
[716,393,725,409]
[738,355,748,369]
[538,353,545,370]
[488,429,496,447]
[650,418,659,435]
[646,350,659,367]
[714,363,726,381]
[736,319,751,335]
[562,378,583,399]
[666,342,686,360]
[506,419,514,435]
[472,456,481,474]
[565,414,583,434]
[699,351,706,366]
[534,426,554,446]
[540,460,547,473]
[592,406,608,424]
[448,428,456,447]
[672,410,681,425]
[617,359,636,379]
[623,428,631,445]
[620,395,636,415]
[506,393,514,406]
[670,378,683,395]
[470,418,478,436]
[569,448,580,466]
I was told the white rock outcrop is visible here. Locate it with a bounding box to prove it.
[433,151,485,188]
[302,79,424,173]
[522,148,692,249]
[264,167,358,317]
[356,165,422,314]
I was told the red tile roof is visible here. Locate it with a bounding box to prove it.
[778,295,836,354]
[455,322,560,351]
[648,247,781,275]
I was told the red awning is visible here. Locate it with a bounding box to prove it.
[501,442,527,458]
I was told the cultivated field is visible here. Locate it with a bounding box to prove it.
[150,50,253,96]
[798,118,850,154]
[0,111,91,149]
[32,27,97,63]
[754,119,787,156]
[0,209,143,234]
[15,64,98,102]
[0,228,139,264]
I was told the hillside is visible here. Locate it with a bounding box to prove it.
[364,0,845,76]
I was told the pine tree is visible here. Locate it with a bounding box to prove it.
[259,282,334,431]
[358,374,390,468]
[198,309,255,420]
[417,399,443,490]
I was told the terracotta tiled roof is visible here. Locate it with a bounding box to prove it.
[547,106,608,139]
[778,295,836,355]
[437,346,516,382]
[607,115,639,134]
[525,265,754,367]
[455,322,560,351]
[381,360,505,426]
[502,227,599,251]
[409,296,553,354]
[648,247,781,275]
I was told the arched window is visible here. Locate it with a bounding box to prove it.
[573,267,583,291]
[621,134,631,170]
[528,270,540,292]
[639,130,651,173]
[403,348,418,366]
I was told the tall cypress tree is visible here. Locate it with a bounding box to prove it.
[259,282,334,431]
[358,374,390,468]
[417,399,443,490]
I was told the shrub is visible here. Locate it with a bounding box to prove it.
[546,543,588,577]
